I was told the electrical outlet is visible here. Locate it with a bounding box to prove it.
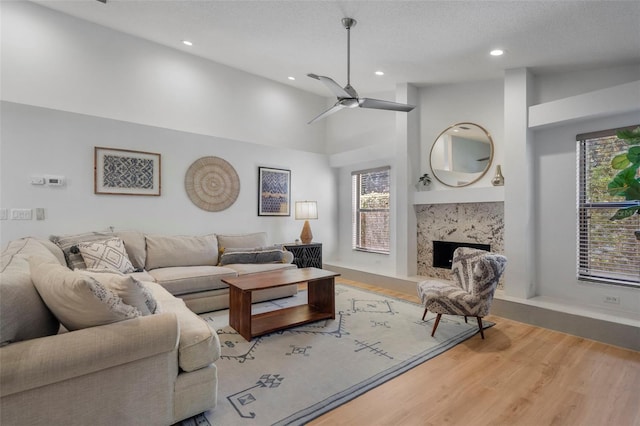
[0,209,8,220]
[36,208,45,220]
[603,295,620,305]
[10,209,32,220]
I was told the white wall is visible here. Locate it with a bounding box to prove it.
[1,1,326,154]
[0,2,338,253]
[419,79,505,190]
[0,102,338,253]
[532,110,640,315]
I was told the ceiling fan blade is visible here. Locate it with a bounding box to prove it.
[307,73,351,98]
[359,98,415,112]
[308,102,345,124]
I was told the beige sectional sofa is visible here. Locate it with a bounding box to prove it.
[0,231,298,425]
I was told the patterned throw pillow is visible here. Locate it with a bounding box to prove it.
[29,258,141,331]
[78,269,158,315]
[77,237,135,273]
[50,232,112,270]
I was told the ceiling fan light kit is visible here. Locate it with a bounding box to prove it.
[307,17,415,124]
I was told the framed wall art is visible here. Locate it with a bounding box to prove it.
[94,147,161,196]
[258,167,290,216]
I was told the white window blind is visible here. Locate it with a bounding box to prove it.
[577,127,640,286]
[352,167,390,254]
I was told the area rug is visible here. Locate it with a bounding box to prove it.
[180,282,492,426]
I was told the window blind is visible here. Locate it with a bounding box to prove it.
[577,127,640,286]
[352,166,391,254]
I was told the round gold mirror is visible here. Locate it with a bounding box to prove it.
[429,122,494,187]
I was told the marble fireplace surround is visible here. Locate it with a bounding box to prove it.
[416,201,505,286]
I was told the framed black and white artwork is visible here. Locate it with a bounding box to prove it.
[94,147,161,196]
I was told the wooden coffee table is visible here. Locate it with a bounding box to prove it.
[222,267,340,341]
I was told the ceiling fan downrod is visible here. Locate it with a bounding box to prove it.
[342,18,356,89]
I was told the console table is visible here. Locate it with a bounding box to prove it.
[282,242,322,268]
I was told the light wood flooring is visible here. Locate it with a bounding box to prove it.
[307,278,640,426]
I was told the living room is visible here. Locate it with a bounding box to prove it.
[1,1,639,424]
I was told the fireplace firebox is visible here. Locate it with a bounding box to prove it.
[433,241,491,269]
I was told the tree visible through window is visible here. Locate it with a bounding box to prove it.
[352,167,390,254]
[577,126,640,286]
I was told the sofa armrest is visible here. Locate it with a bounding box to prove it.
[0,312,179,397]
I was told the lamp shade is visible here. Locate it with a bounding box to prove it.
[295,201,318,220]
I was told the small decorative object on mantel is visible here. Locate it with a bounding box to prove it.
[491,165,505,186]
[417,173,432,191]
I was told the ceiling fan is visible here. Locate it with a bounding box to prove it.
[307,17,415,124]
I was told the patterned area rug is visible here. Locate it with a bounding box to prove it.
[180,282,492,426]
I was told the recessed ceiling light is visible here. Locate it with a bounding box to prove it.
[490,49,504,56]
[182,40,193,46]
[288,76,296,81]
[375,71,384,76]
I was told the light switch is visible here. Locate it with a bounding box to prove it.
[0,209,8,220]
[10,209,32,220]
[36,208,45,220]
[31,176,46,185]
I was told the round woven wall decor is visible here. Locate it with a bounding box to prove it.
[185,156,240,212]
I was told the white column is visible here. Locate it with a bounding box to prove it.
[503,68,536,298]
[394,83,420,277]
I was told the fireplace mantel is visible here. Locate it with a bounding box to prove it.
[413,186,504,205]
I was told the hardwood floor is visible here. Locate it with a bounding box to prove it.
[308,278,640,426]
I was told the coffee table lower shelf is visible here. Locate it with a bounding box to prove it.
[251,305,333,337]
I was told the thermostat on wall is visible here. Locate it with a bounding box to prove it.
[45,175,65,186]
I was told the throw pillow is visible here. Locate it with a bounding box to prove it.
[77,269,158,315]
[50,231,112,270]
[219,246,285,265]
[29,258,141,331]
[76,237,135,273]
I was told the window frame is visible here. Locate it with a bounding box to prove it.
[352,166,391,255]
[576,125,640,287]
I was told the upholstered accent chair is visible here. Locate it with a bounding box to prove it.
[417,247,507,339]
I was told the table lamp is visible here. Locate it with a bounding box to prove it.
[295,201,318,244]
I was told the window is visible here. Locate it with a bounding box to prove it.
[577,126,640,286]
[352,167,390,254]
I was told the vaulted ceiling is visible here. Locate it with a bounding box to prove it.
[34,0,640,96]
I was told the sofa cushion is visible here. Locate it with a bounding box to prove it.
[50,231,112,270]
[77,237,135,273]
[218,246,286,265]
[148,266,237,295]
[216,232,268,252]
[113,230,147,270]
[0,238,60,346]
[144,281,221,372]
[77,269,157,315]
[30,259,142,331]
[145,234,218,270]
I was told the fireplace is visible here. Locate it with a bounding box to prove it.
[416,201,504,283]
[433,241,491,269]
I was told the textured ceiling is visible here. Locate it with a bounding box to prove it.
[33,0,640,97]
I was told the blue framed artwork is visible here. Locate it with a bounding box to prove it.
[258,167,290,216]
[94,147,161,196]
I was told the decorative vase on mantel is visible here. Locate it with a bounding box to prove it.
[492,165,505,186]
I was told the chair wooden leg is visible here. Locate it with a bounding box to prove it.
[422,307,428,321]
[431,313,442,337]
[476,317,485,339]
[464,316,468,323]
